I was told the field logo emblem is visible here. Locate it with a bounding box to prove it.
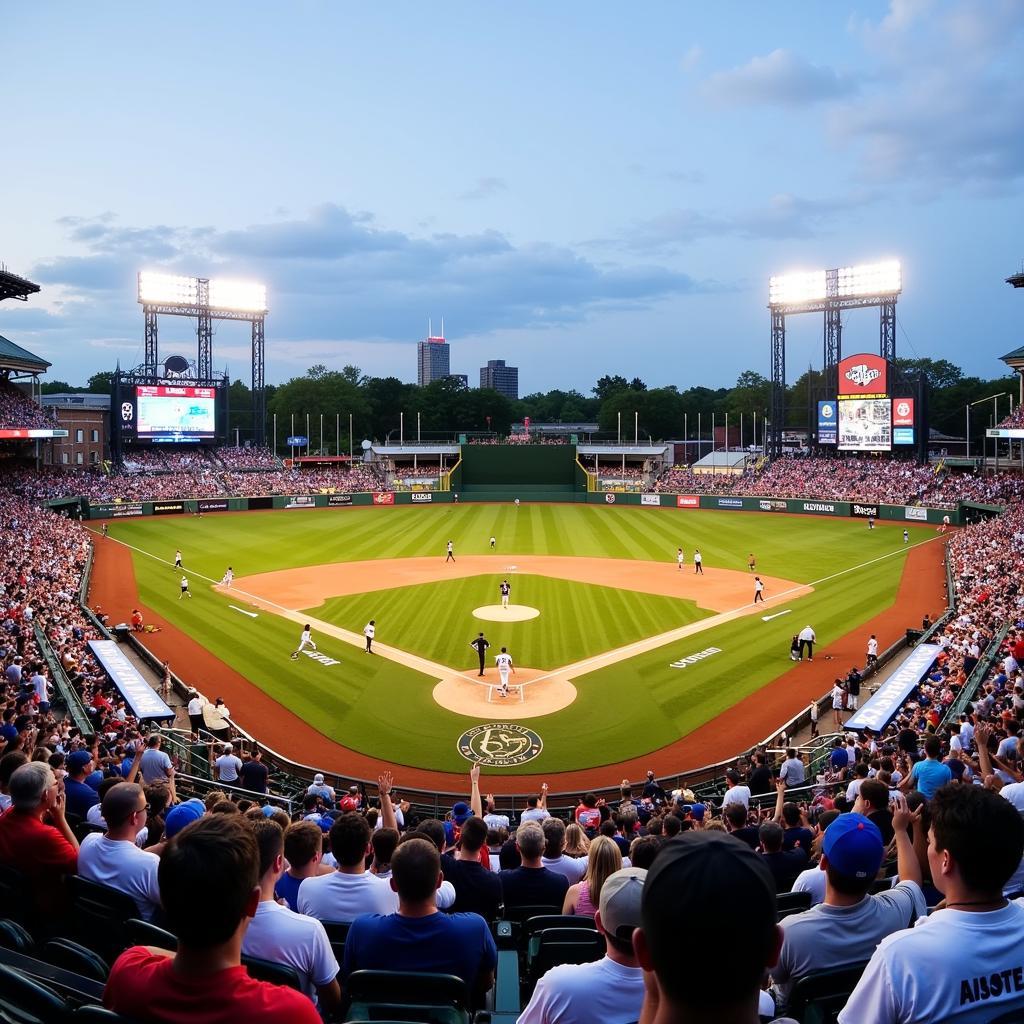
[458,723,543,766]
[605,493,616,504]
[670,646,722,669]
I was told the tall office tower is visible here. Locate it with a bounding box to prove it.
[417,321,450,386]
[479,359,519,400]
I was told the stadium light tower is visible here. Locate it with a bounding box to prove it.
[137,271,269,443]
[766,260,902,457]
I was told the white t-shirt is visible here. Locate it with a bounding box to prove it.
[364,623,375,640]
[868,638,878,656]
[215,754,242,782]
[187,696,203,717]
[139,748,172,784]
[521,807,550,823]
[722,785,751,810]
[495,652,513,675]
[297,870,397,923]
[483,812,510,831]
[1000,782,1024,814]
[241,899,339,1002]
[78,833,161,921]
[799,627,816,643]
[839,902,1024,1023]
[790,865,827,907]
[541,854,588,884]
[517,954,645,1024]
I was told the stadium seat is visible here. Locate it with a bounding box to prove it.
[321,919,350,962]
[124,919,177,951]
[776,890,812,920]
[67,877,138,961]
[0,867,30,926]
[499,905,561,924]
[343,969,471,1024]
[525,928,604,990]
[240,954,302,991]
[0,919,36,955]
[787,961,869,1024]
[39,939,108,983]
[522,915,597,937]
[0,963,70,1024]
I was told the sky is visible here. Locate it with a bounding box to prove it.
[1,1,1022,394]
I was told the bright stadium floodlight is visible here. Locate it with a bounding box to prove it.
[138,271,198,306]
[208,278,268,313]
[837,260,901,298]
[768,269,827,306]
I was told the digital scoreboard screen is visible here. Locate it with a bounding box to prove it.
[131,385,217,442]
[838,398,892,452]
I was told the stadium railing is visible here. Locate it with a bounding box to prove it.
[32,624,92,735]
[939,625,1010,731]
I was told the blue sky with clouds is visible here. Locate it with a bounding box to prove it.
[1,1,1022,392]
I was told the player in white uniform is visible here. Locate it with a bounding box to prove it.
[291,624,317,660]
[174,549,183,568]
[499,579,511,609]
[495,647,516,697]
[489,536,496,550]
[221,566,234,587]
[179,576,192,599]
[677,548,684,570]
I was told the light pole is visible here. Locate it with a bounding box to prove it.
[967,393,1008,464]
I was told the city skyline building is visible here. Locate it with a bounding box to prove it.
[480,358,519,400]
[416,318,450,386]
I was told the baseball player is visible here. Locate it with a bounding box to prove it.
[291,624,317,660]
[499,579,511,609]
[179,576,192,600]
[748,553,756,572]
[174,549,183,568]
[693,549,703,575]
[364,619,376,653]
[446,540,455,563]
[495,646,516,697]
[221,566,234,587]
[866,634,878,667]
[753,577,765,603]
[470,632,490,676]
[489,536,496,550]
[676,548,684,570]
[101,522,108,537]
[903,529,909,544]
[798,624,816,661]
[867,516,875,530]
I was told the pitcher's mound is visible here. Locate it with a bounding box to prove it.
[433,668,576,719]
[473,604,539,622]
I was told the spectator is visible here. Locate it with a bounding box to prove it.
[633,832,783,1024]
[541,817,588,883]
[442,816,502,920]
[103,815,320,1023]
[901,734,952,799]
[574,792,602,832]
[0,761,78,916]
[297,813,395,922]
[370,827,399,880]
[518,868,647,1024]
[482,794,510,831]
[721,768,751,810]
[771,798,926,1013]
[853,780,895,845]
[214,743,242,785]
[242,819,341,1014]
[747,753,773,797]
[500,821,570,911]
[779,748,806,789]
[758,821,808,894]
[238,749,269,794]
[724,802,760,850]
[78,782,161,921]
[840,785,1024,1022]
[520,785,550,823]
[64,748,101,818]
[274,820,329,912]
[564,834,621,916]
[342,836,497,1005]
[139,735,176,801]
[305,773,335,805]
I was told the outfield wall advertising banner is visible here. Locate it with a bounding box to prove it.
[838,353,888,398]
[411,492,433,503]
[759,500,787,512]
[716,497,744,509]
[845,643,942,732]
[197,499,229,513]
[988,428,1024,439]
[851,503,879,518]
[904,506,928,521]
[892,398,915,427]
[817,401,837,444]
[838,398,892,452]
[247,496,274,510]
[641,494,661,506]
[373,492,395,505]
[328,494,353,506]
[801,501,838,515]
[285,496,316,509]
[676,495,699,508]
[104,503,144,518]
[153,501,184,515]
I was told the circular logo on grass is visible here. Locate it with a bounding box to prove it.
[458,723,543,767]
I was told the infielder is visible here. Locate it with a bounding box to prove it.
[489,536,496,550]
[753,577,765,603]
[499,579,511,609]
[748,553,756,572]
[693,549,703,575]
[291,624,317,660]
[470,632,490,676]
[495,646,516,697]
[364,619,375,653]
[677,548,684,570]
[446,540,455,562]
[179,576,192,600]
[174,549,183,568]
[221,566,234,587]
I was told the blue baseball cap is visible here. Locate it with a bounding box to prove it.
[452,801,471,825]
[66,750,93,774]
[164,799,205,838]
[822,813,884,879]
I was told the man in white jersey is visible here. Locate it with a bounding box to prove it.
[839,784,1024,1023]
[676,548,684,570]
[174,548,182,568]
[221,566,233,587]
[178,576,192,599]
[495,647,516,697]
[693,549,703,574]
[291,624,317,660]
[499,579,511,609]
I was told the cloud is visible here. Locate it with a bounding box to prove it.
[456,176,509,201]
[679,45,702,73]
[703,49,858,107]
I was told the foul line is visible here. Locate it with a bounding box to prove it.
[102,532,945,688]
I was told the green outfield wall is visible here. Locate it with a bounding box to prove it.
[458,443,578,492]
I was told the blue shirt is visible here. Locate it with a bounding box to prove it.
[64,777,100,818]
[343,912,497,988]
[910,758,952,799]
[829,749,849,772]
[274,871,303,913]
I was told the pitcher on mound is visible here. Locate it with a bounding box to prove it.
[495,646,516,697]
[499,579,511,609]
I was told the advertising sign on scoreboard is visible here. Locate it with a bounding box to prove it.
[120,384,222,444]
[893,427,915,445]
[838,353,888,399]
[817,401,837,444]
[892,398,915,427]
[838,398,892,452]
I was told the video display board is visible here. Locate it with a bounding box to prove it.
[119,385,221,444]
[838,398,892,452]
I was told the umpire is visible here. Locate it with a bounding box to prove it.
[470,632,490,677]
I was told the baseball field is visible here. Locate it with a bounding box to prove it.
[89,503,944,790]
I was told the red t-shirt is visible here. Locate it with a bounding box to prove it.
[0,807,77,912]
[104,947,321,1024]
[574,806,601,830]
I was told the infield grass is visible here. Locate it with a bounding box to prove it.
[112,505,936,773]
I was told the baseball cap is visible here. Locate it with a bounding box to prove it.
[822,813,884,879]
[313,773,325,784]
[67,750,93,774]
[452,801,471,824]
[164,799,205,838]
[599,867,646,939]
[689,803,706,822]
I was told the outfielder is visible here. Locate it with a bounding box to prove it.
[677,548,684,570]
[221,566,234,587]
[693,549,703,575]
[446,540,455,562]
[291,624,317,660]
[495,646,516,697]
[174,549,183,568]
[179,576,192,600]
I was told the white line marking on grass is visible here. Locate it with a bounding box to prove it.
[229,605,258,618]
[762,609,791,621]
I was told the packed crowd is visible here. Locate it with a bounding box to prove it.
[0,379,55,429]
[654,466,749,494]
[213,446,282,470]
[221,465,383,496]
[996,405,1024,431]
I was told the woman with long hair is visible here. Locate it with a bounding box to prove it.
[563,822,590,859]
[562,834,621,916]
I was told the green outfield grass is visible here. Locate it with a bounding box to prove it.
[113,505,935,774]
[313,575,710,671]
